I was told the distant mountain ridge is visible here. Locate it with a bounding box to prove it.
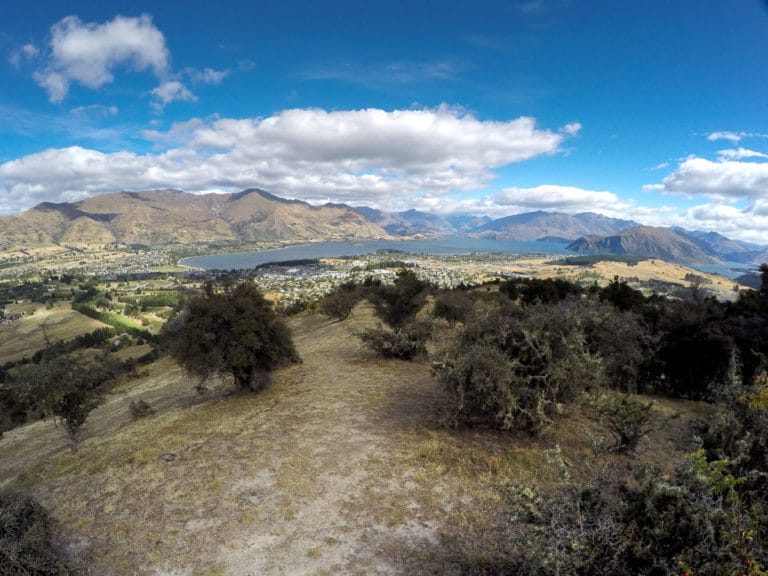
[472,210,637,241]
[0,188,765,267]
[567,226,722,265]
[0,189,388,249]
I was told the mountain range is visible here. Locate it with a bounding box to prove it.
[0,188,765,267]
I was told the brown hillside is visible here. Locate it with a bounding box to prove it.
[0,188,390,249]
[568,225,721,265]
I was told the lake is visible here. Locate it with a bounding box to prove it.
[179,238,756,278]
[180,238,575,270]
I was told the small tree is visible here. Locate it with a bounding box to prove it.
[163,281,299,392]
[435,300,603,434]
[14,355,106,452]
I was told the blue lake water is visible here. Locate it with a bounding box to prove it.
[697,262,757,279]
[180,238,575,270]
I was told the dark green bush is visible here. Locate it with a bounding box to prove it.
[445,451,766,576]
[366,269,430,328]
[432,288,475,327]
[320,281,362,321]
[162,281,299,392]
[356,320,432,360]
[0,491,73,575]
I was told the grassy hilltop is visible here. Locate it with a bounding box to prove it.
[0,302,717,574]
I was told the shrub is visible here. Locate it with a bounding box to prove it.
[432,288,475,327]
[320,281,361,321]
[447,452,767,576]
[0,491,73,575]
[435,300,603,434]
[583,391,655,452]
[129,399,155,420]
[703,369,768,510]
[356,320,432,360]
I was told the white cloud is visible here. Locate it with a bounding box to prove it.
[183,67,229,84]
[661,157,768,201]
[492,184,631,215]
[70,104,119,117]
[151,81,197,106]
[9,43,39,68]
[34,14,169,102]
[672,203,768,245]
[707,131,768,143]
[0,106,575,213]
[707,131,744,143]
[717,148,768,160]
[560,122,581,135]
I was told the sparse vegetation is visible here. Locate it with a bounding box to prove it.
[128,398,155,420]
[1,259,767,574]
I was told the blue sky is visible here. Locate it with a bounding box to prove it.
[1,0,767,243]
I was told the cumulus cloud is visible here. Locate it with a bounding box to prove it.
[33,14,169,102]
[560,122,581,136]
[151,80,197,106]
[673,203,768,245]
[707,131,745,143]
[492,185,631,215]
[660,157,768,201]
[0,106,577,213]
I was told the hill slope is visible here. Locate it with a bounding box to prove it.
[0,303,714,574]
[473,211,637,241]
[567,226,721,265]
[0,189,388,250]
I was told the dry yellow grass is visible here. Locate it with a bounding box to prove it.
[0,303,710,574]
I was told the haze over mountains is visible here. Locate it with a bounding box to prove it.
[0,188,765,267]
